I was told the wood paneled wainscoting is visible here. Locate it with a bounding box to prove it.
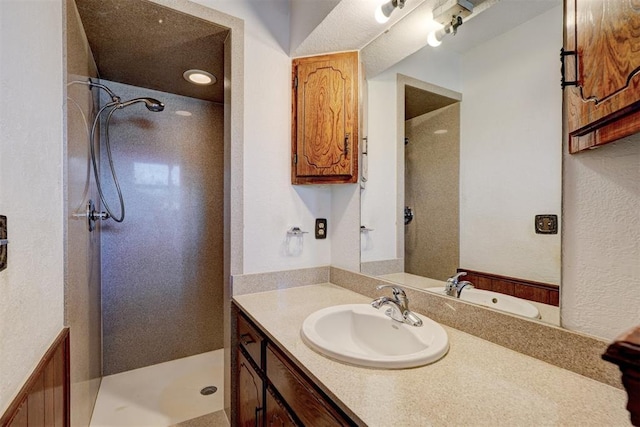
[0,328,70,427]
[459,269,560,307]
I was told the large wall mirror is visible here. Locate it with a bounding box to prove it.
[360,1,563,325]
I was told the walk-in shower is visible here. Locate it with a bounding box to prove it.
[85,79,164,227]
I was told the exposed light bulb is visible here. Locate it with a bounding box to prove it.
[427,25,451,47]
[375,0,404,24]
[427,30,443,47]
[375,5,390,23]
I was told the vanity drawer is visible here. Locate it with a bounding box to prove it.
[266,344,352,426]
[237,313,264,367]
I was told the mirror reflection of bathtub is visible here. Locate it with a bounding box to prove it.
[379,272,560,325]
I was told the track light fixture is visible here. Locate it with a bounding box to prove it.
[427,0,473,47]
[375,0,406,24]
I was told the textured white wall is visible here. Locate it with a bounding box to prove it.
[191,0,338,273]
[459,7,562,284]
[0,0,65,414]
[563,138,640,340]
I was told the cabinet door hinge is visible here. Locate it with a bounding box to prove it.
[293,76,298,89]
[293,154,298,164]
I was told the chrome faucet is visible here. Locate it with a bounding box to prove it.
[445,272,474,298]
[371,285,423,327]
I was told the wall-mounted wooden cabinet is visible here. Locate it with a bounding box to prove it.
[232,304,357,426]
[563,0,640,153]
[292,51,359,184]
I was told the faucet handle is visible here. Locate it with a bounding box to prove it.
[376,284,406,297]
[448,271,467,283]
[376,285,408,305]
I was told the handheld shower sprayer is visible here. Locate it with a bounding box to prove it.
[85,79,164,226]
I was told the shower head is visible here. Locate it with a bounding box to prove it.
[118,97,165,112]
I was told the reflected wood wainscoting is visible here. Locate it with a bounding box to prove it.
[0,329,70,427]
[459,269,560,307]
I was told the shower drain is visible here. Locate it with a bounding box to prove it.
[200,386,218,396]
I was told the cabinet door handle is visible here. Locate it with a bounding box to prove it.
[344,133,350,156]
[240,333,256,346]
[560,48,579,89]
[255,406,262,427]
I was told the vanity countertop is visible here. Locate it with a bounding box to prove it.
[233,283,629,426]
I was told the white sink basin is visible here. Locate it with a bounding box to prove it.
[301,304,448,369]
[427,287,540,319]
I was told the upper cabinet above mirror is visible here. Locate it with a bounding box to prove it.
[563,0,640,153]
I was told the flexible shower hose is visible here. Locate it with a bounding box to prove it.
[90,102,126,222]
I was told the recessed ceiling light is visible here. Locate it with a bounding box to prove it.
[183,69,216,86]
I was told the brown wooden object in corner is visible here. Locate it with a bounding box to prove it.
[563,0,640,153]
[0,328,70,427]
[292,51,359,184]
[602,326,640,426]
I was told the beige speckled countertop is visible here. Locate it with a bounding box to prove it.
[233,283,630,426]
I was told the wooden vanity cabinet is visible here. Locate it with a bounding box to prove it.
[563,0,640,153]
[291,51,359,184]
[233,304,358,426]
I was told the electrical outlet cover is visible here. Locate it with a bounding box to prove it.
[535,214,558,234]
[315,218,327,239]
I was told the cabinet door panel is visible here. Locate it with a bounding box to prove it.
[565,0,640,152]
[237,349,263,427]
[299,65,348,172]
[292,51,358,184]
[577,0,640,102]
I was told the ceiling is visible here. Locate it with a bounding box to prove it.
[405,86,458,120]
[73,0,562,102]
[75,0,228,103]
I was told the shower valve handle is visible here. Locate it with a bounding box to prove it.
[90,210,110,221]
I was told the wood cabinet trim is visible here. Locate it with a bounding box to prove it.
[459,268,559,307]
